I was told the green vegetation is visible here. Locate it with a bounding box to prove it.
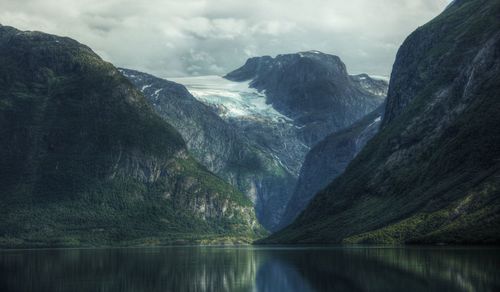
[262,0,500,244]
[344,181,500,244]
[0,25,265,248]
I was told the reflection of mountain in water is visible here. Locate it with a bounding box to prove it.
[256,256,314,292]
[268,247,500,292]
[0,247,260,292]
[1,247,499,292]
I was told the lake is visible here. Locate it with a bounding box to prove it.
[1,246,499,291]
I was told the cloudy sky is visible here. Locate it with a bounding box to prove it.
[2,0,451,78]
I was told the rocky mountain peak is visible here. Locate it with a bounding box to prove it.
[226,51,348,85]
[225,51,386,146]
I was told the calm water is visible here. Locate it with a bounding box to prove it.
[1,246,499,292]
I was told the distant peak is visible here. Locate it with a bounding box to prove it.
[225,51,348,82]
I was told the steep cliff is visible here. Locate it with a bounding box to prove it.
[264,0,500,244]
[0,25,264,247]
[279,105,384,228]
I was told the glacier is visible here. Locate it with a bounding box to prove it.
[170,75,291,123]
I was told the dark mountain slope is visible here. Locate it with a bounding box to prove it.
[278,105,384,229]
[0,25,264,248]
[120,68,295,231]
[225,51,386,145]
[263,0,500,244]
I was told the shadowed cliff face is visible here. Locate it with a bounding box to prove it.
[279,105,384,229]
[0,25,264,248]
[225,51,387,146]
[263,0,500,244]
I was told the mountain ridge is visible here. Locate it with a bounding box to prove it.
[0,24,264,248]
[262,0,500,244]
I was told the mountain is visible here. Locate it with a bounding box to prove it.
[160,53,387,229]
[225,51,387,146]
[278,105,384,229]
[159,53,385,230]
[120,69,296,231]
[170,75,309,176]
[263,0,500,244]
[0,25,264,248]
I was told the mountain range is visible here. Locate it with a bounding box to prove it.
[0,0,498,247]
[121,53,387,231]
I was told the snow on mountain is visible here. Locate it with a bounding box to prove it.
[368,75,390,82]
[171,74,308,178]
[170,75,291,123]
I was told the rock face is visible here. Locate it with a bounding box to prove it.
[278,105,384,229]
[169,75,310,177]
[0,25,264,248]
[225,51,387,146]
[263,0,500,244]
[120,70,296,231]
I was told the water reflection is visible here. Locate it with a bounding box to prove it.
[0,246,499,292]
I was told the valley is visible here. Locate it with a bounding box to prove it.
[0,0,498,249]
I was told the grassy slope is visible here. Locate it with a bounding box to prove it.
[263,0,500,244]
[0,25,265,248]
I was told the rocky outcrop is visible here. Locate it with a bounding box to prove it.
[263,0,500,244]
[0,25,264,247]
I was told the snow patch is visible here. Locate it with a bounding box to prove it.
[141,84,152,91]
[366,116,382,129]
[153,88,163,100]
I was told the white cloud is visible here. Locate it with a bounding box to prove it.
[0,0,451,77]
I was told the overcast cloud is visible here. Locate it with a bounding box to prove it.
[1,0,451,77]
